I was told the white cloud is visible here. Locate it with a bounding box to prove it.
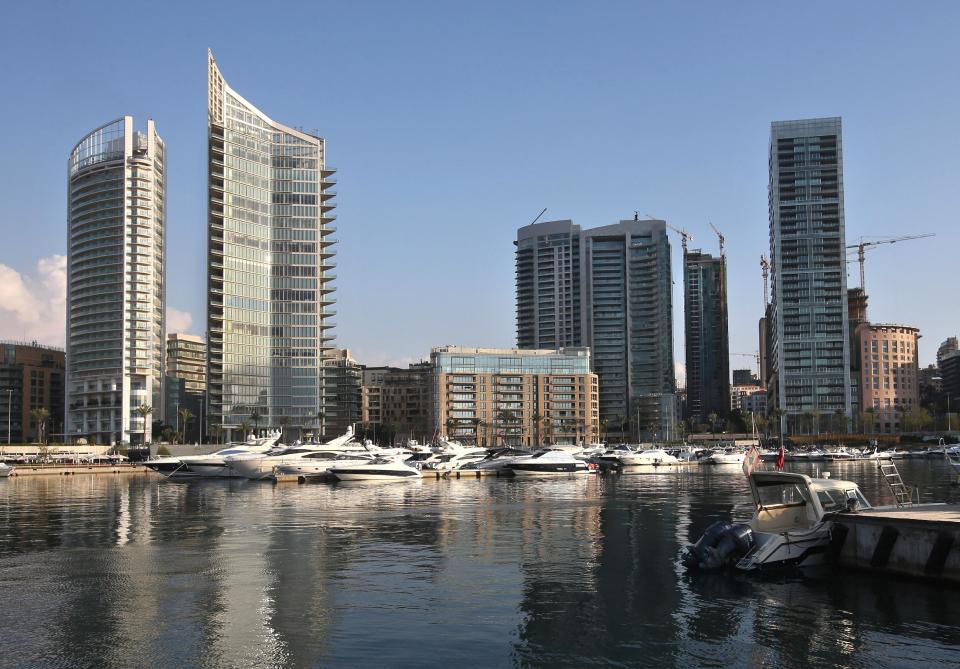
[0,255,67,346]
[166,306,195,334]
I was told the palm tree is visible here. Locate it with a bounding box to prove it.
[30,407,50,445]
[599,418,609,445]
[134,404,153,444]
[250,409,262,435]
[239,420,252,441]
[707,412,719,440]
[279,415,291,443]
[179,408,195,444]
[212,423,223,445]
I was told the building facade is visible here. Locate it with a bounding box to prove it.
[730,384,765,413]
[732,369,757,386]
[206,51,337,440]
[937,337,958,366]
[361,362,432,443]
[940,351,960,412]
[515,217,675,437]
[322,349,362,438]
[0,342,66,443]
[683,250,729,423]
[431,346,598,447]
[768,117,852,432]
[164,334,207,442]
[67,117,166,445]
[858,324,920,433]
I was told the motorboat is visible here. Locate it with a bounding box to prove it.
[702,448,745,465]
[419,447,490,471]
[144,431,282,478]
[226,427,364,480]
[328,456,421,481]
[0,462,13,477]
[604,448,679,467]
[506,449,594,476]
[460,447,537,473]
[684,470,872,572]
[271,452,377,478]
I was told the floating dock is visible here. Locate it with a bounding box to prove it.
[829,505,960,584]
[4,463,153,478]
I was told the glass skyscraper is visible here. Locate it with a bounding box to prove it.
[207,51,337,438]
[768,117,851,430]
[67,117,166,445]
[515,218,676,437]
[683,250,730,423]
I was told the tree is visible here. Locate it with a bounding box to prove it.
[675,420,687,442]
[599,418,609,445]
[211,423,223,445]
[134,404,153,443]
[707,412,719,440]
[864,408,877,435]
[250,409,262,434]
[30,407,50,445]
[278,415,291,443]
[239,420,252,442]
[179,408,195,444]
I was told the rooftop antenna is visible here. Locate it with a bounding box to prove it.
[529,208,548,226]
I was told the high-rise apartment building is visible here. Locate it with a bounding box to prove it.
[683,250,729,423]
[937,337,958,366]
[431,346,598,447]
[858,324,920,432]
[67,117,166,445]
[515,218,676,437]
[768,117,851,431]
[206,51,337,440]
[0,342,66,443]
[165,334,206,441]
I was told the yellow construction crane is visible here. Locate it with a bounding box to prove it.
[709,222,725,257]
[846,234,934,292]
[665,222,694,255]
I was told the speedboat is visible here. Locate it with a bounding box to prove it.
[684,470,872,572]
[420,447,490,471]
[702,448,745,465]
[506,449,594,476]
[612,448,679,467]
[328,456,421,481]
[460,448,536,473]
[0,462,13,477]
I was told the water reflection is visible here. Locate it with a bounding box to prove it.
[0,462,957,668]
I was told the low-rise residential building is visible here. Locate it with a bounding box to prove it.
[740,391,767,415]
[0,341,65,443]
[164,334,207,441]
[431,346,598,447]
[323,349,363,439]
[361,362,432,442]
[730,384,764,412]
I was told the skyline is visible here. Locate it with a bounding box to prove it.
[1,2,958,377]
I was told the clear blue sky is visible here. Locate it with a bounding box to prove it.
[1,1,957,374]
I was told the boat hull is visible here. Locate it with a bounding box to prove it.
[331,469,419,481]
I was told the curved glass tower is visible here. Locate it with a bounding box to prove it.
[67,117,166,445]
[207,51,337,438]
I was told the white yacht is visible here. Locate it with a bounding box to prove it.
[684,470,872,571]
[144,431,282,478]
[702,448,745,465]
[0,462,13,477]
[506,450,594,476]
[419,447,489,471]
[460,448,537,473]
[226,427,363,480]
[271,452,377,478]
[328,456,421,481]
[609,448,679,467]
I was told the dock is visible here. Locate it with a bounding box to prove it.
[828,505,960,584]
[5,463,154,478]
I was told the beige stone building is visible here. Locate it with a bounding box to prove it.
[431,346,598,447]
[858,324,920,433]
[361,362,432,442]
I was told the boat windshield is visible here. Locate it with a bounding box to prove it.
[815,487,871,512]
[755,481,811,508]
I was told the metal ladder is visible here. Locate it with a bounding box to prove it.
[879,462,912,507]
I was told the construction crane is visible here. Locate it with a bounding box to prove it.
[846,233,935,292]
[709,222,725,257]
[664,222,694,255]
[528,207,548,226]
[732,352,761,376]
[760,255,770,307]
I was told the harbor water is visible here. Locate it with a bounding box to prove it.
[1,460,958,668]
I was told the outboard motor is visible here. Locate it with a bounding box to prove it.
[683,521,755,571]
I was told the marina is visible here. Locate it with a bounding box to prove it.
[0,458,957,668]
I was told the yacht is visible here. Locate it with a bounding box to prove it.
[684,470,872,572]
[144,431,282,478]
[600,448,679,467]
[0,462,13,477]
[328,456,421,481]
[420,447,490,471]
[506,449,594,476]
[460,447,536,473]
[225,427,363,480]
[702,448,745,465]
[271,452,377,478]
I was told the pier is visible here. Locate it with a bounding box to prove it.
[5,463,154,478]
[829,505,960,584]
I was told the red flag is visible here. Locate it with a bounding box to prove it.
[776,445,785,471]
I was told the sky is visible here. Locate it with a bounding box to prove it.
[0,1,958,379]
